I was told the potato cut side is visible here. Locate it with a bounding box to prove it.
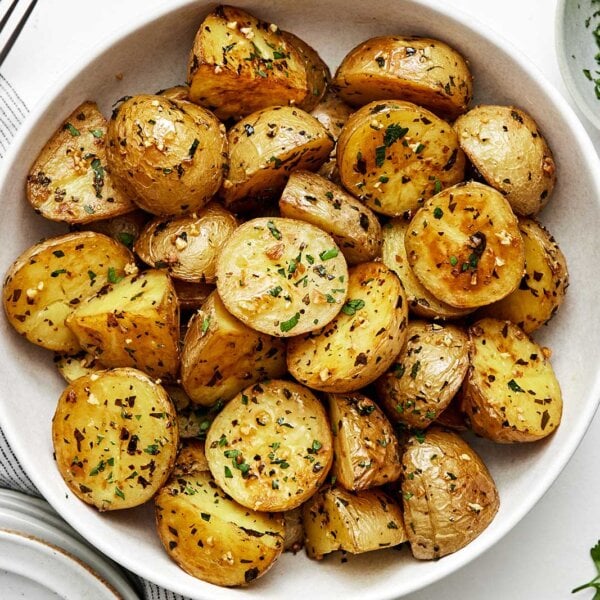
[52,368,178,511]
[460,318,562,442]
[479,218,568,333]
[155,470,284,587]
[66,269,180,380]
[287,262,407,392]
[181,291,286,406]
[401,427,499,559]
[134,202,238,283]
[221,106,333,210]
[2,231,134,353]
[54,350,103,383]
[336,100,465,216]
[216,217,348,337]
[279,171,382,265]
[187,5,328,120]
[376,321,469,429]
[327,392,401,491]
[26,101,136,224]
[405,182,525,309]
[205,380,333,512]
[75,209,150,250]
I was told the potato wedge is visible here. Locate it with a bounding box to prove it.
[333,36,472,120]
[460,318,562,442]
[74,209,150,250]
[328,392,401,490]
[401,427,499,559]
[221,106,333,210]
[2,231,134,353]
[134,202,238,283]
[336,100,465,216]
[155,470,284,587]
[187,5,328,120]
[181,291,287,406]
[287,262,407,392]
[205,380,333,512]
[52,368,178,511]
[54,350,103,383]
[376,321,469,428]
[173,280,215,312]
[66,269,180,380]
[216,217,348,337]
[26,101,136,224]
[405,182,525,308]
[279,171,382,265]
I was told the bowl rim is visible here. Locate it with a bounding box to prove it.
[2,0,600,598]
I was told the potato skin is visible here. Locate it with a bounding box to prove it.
[74,209,150,250]
[401,427,499,559]
[106,95,227,216]
[334,36,472,120]
[310,91,354,142]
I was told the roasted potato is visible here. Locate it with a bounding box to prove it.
[74,209,150,250]
[479,218,568,333]
[401,427,499,559]
[376,321,469,428]
[454,105,556,216]
[52,368,178,511]
[460,318,562,442]
[405,182,525,308]
[283,508,304,553]
[157,85,190,102]
[54,350,102,383]
[66,269,180,380]
[205,380,333,511]
[187,5,328,120]
[3,231,134,353]
[216,217,348,337]
[434,396,468,431]
[134,202,238,283]
[26,101,136,224]
[279,171,382,265]
[287,262,408,392]
[336,100,465,216]
[106,95,227,216]
[173,280,215,312]
[181,291,286,406]
[172,439,210,476]
[310,91,354,141]
[155,470,285,587]
[328,392,402,490]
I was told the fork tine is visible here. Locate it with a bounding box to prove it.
[0,0,20,34]
[0,0,38,70]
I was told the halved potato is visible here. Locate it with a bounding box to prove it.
[54,350,103,383]
[336,100,465,216]
[287,262,407,392]
[205,380,333,512]
[26,101,136,223]
[334,36,472,120]
[2,232,134,353]
[279,171,382,265]
[74,209,150,249]
[405,182,525,309]
[460,318,562,442]
[52,368,178,511]
[216,217,348,337]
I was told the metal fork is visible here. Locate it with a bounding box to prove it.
[0,0,38,69]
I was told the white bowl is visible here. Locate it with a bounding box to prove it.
[1,1,600,599]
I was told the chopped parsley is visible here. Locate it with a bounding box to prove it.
[341,298,365,315]
[433,207,443,219]
[64,122,80,137]
[188,138,200,158]
[107,267,123,284]
[507,379,525,393]
[280,312,300,332]
[201,317,211,334]
[319,248,339,261]
[267,220,282,240]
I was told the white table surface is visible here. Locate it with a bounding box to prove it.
[2,1,600,599]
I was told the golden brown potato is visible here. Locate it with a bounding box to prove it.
[376,321,469,429]
[2,232,134,353]
[336,100,465,216]
[279,171,382,265]
[74,209,150,250]
[157,85,190,102]
[287,262,408,392]
[54,350,102,383]
[180,291,286,406]
[216,217,348,337]
[283,508,304,553]
[460,318,562,442]
[405,182,525,309]
[155,470,284,586]
[26,101,136,224]
[479,218,568,333]
[172,280,215,312]
[334,36,472,120]
[205,380,333,512]
[187,5,328,120]
[106,95,227,216]
[434,396,468,431]
[134,202,238,283]
[328,392,402,490]
[52,368,178,511]
[454,105,556,216]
